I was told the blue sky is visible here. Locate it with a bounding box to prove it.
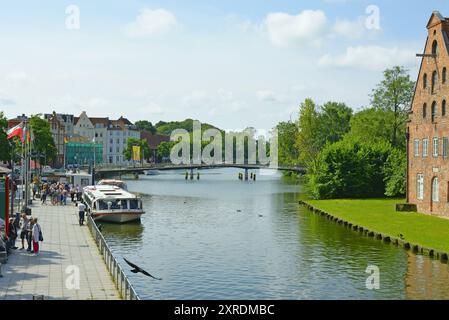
[0,0,448,131]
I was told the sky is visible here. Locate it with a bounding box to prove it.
[0,0,448,132]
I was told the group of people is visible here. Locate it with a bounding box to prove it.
[40,182,82,206]
[5,214,43,256]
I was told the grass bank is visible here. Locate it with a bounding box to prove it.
[304,199,449,254]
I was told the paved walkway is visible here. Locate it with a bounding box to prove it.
[0,201,120,300]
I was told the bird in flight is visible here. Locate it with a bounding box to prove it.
[123,258,162,280]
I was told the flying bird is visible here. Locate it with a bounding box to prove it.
[123,258,162,280]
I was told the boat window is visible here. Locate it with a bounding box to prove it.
[130,199,139,210]
[97,199,128,210]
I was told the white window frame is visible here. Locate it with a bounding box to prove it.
[432,177,439,202]
[423,139,429,157]
[417,174,424,200]
[433,137,439,157]
[444,138,449,159]
[414,139,420,157]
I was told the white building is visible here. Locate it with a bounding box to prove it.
[74,112,140,165]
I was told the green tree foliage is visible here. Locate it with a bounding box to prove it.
[370,66,415,149]
[123,138,151,161]
[135,120,156,134]
[346,108,394,144]
[276,121,299,166]
[308,138,392,199]
[384,148,406,197]
[29,115,57,164]
[0,111,11,162]
[316,102,353,146]
[296,99,352,167]
[156,141,178,161]
[155,119,222,136]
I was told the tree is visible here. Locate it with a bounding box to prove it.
[316,101,352,146]
[296,99,352,167]
[135,120,156,134]
[307,138,392,199]
[157,141,177,161]
[29,115,57,165]
[384,148,406,197]
[296,99,321,167]
[276,121,299,166]
[123,138,151,162]
[371,66,415,149]
[347,108,394,145]
[0,111,11,163]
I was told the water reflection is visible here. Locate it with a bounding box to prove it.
[405,252,449,299]
[99,168,449,299]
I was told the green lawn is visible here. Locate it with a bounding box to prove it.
[306,199,449,253]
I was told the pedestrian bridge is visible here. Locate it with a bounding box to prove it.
[95,163,305,179]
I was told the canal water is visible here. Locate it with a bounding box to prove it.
[101,168,449,300]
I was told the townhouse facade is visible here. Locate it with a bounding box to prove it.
[407,11,449,217]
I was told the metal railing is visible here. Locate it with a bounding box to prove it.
[87,214,140,300]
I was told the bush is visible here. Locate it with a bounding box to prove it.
[383,148,406,197]
[307,138,393,199]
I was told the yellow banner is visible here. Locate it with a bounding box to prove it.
[132,146,141,161]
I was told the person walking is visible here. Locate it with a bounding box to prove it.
[31,218,42,256]
[78,202,86,226]
[7,218,18,250]
[20,213,30,250]
[26,218,34,252]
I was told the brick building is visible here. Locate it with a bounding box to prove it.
[407,11,449,216]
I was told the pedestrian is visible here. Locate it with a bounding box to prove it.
[32,183,37,200]
[31,218,42,256]
[20,213,30,250]
[26,218,34,252]
[7,218,18,250]
[78,202,86,226]
[41,188,47,205]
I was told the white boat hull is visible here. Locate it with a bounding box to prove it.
[92,212,144,223]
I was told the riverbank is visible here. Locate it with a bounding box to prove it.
[300,199,449,262]
[0,201,120,300]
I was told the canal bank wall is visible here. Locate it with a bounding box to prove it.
[86,215,140,300]
[299,200,449,264]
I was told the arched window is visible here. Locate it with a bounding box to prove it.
[443,67,447,84]
[432,177,439,202]
[423,73,428,89]
[423,103,427,118]
[432,40,439,56]
[443,100,447,117]
[432,71,438,93]
[432,101,437,122]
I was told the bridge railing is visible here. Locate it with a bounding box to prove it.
[86,214,140,300]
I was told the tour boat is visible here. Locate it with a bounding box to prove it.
[82,185,144,223]
[97,179,128,190]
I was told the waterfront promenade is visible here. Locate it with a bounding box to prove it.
[0,201,120,300]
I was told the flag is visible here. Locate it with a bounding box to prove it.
[132,146,141,161]
[6,123,23,140]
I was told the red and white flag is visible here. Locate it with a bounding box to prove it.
[7,123,24,140]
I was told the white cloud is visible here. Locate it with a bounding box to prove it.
[125,8,177,38]
[264,10,328,46]
[318,46,417,71]
[332,17,366,39]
